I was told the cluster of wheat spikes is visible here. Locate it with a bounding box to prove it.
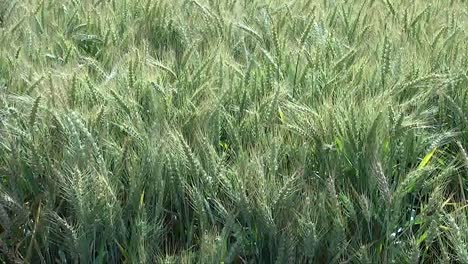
[0,0,467,263]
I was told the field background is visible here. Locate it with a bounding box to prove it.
[0,0,467,263]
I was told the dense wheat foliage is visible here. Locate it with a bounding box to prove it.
[0,0,467,263]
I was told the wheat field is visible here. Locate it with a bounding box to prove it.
[0,0,467,263]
